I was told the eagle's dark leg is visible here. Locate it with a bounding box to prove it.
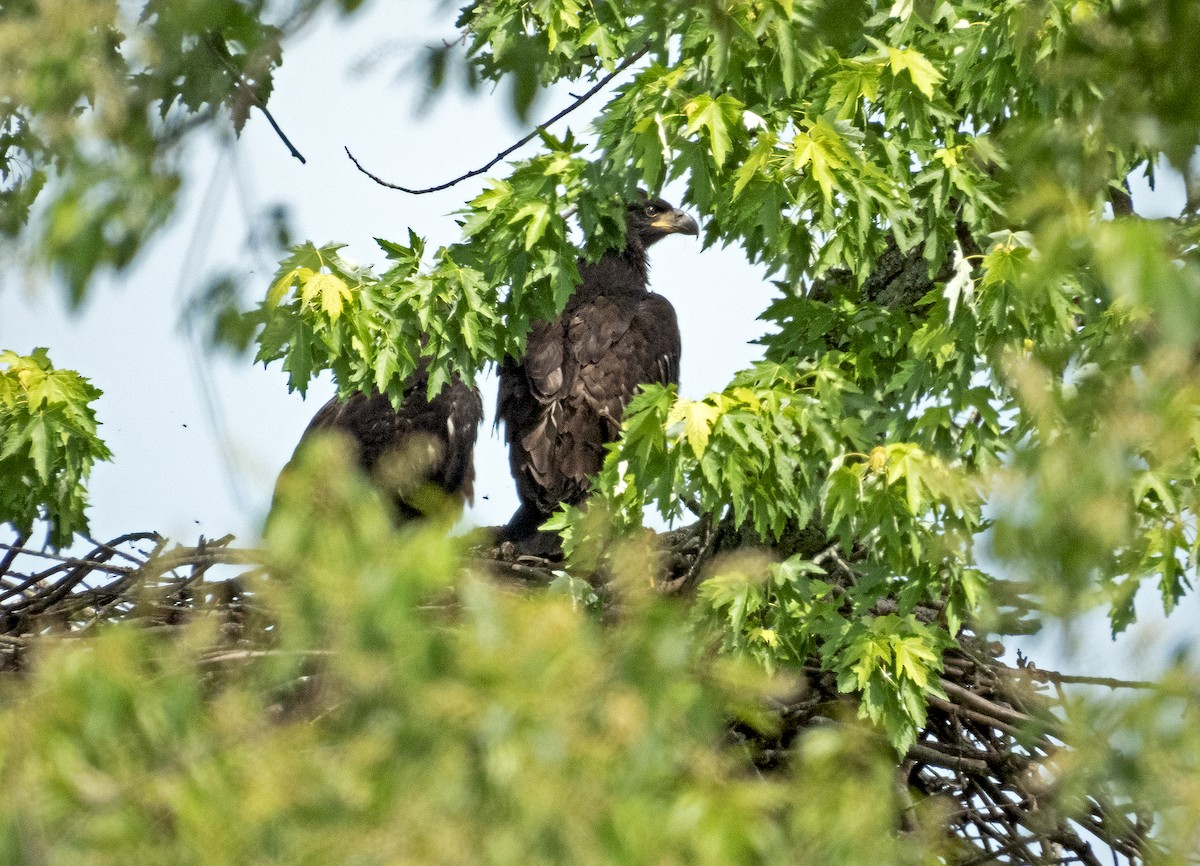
[497,504,564,559]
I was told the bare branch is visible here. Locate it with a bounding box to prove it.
[1023,668,1158,691]
[0,534,26,591]
[939,678,1047,731]
[907,742,989,773]
[659,510,722,595]
[345,45,650,195]
[203,34,307,164]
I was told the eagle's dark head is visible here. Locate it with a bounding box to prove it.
[626,196,699,249]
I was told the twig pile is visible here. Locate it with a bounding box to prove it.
[0,530,1156,864]
[790,645,1152,865]
[0,532,256,673]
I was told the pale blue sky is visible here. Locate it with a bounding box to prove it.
[1,2,1193,680]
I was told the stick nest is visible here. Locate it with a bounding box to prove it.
[0,530,1156,865]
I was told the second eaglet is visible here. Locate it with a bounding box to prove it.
[287,358,482,523]
[498,196,699,556]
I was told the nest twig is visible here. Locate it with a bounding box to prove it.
[0,529,1158,865]
[0,533,260,671]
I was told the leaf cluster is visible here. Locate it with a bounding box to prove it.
[250,136,631,400]
[0,0,358,301]
[0,349,110,547]
[592,360,980,750]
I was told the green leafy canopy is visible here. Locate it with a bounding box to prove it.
[240,0,1200,753]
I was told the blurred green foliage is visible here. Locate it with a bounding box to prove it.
[0,0,364,302]
[1,445,951,865]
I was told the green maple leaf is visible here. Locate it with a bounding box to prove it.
[667,397,721,457]
[683,93,742,166]
[301,272,352,321]
[886,46,944,99]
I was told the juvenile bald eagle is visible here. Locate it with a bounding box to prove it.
[287,358,482,522]
[497,196,699,555]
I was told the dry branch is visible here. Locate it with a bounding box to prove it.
[345,46,649,195]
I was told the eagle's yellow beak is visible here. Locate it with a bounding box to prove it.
[650,208,700,237]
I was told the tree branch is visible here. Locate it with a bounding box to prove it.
[345,45,650,195]
[906,742,989,773]
[1110,176,1135,217]
[251,98,307,165]
[1023,668,1158,691]
[203,34,307,164]
[0,534,26,590]
[659,510,722,594]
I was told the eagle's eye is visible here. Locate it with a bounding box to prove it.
[644,204,658,217]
